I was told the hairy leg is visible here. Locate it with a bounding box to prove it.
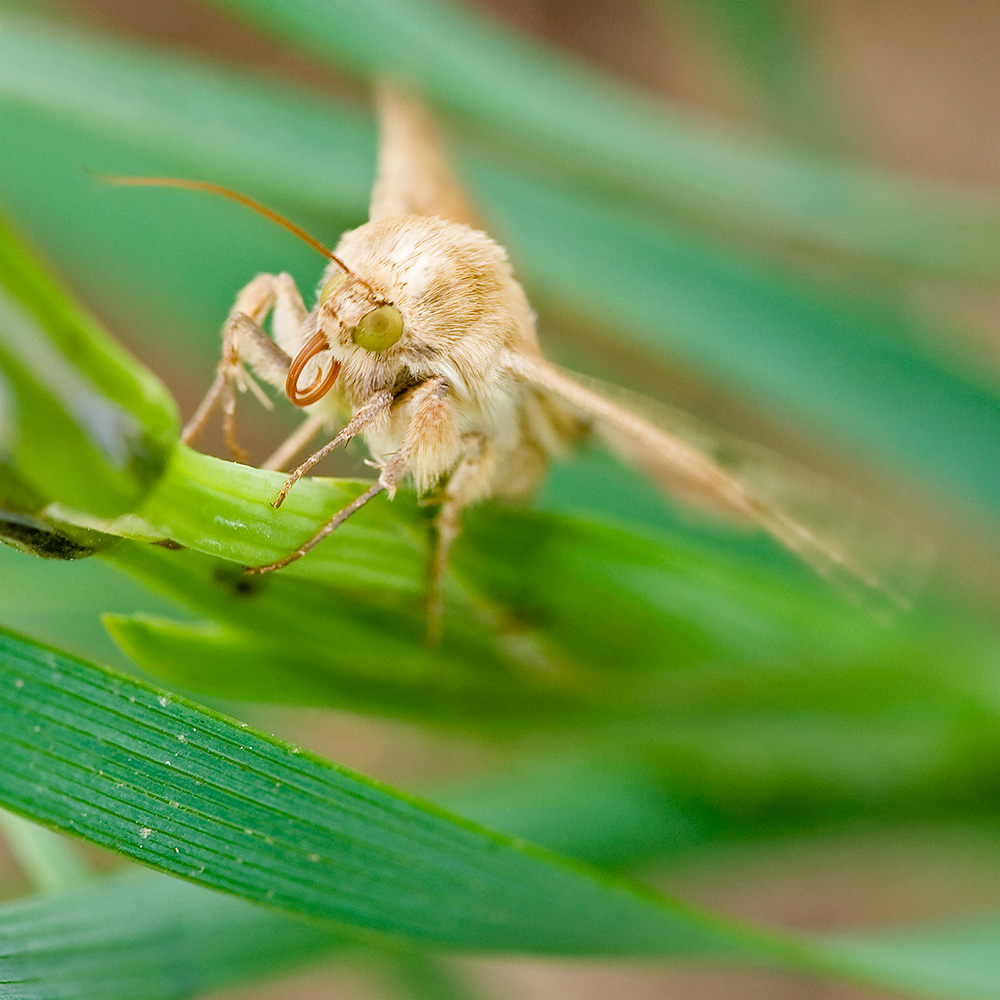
[271,389,395,507]
[426,434,495,646]
[182,273,306,460]
[247,436,409,575]
[249,378,454,575]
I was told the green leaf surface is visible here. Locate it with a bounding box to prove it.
[6,520,998,861]
[42,447,1000,822]
[0,211,177,520]
[80,445,829,724]
[1,19,997,528]
[2,629,1000,999]
[53,447,983,716]
[209,0,1000,276]
[435,753,724,869]
[4,520,983,869]
[0,625,783,957]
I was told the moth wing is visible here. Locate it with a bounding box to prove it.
[369,81,483,228]
[508,352,923,610]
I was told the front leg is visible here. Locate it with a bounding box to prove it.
[182,272,306,460]
[248,378,455,573]
[271,389,394,507]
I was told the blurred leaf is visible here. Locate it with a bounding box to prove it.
[0,869,343,1000]
[436,753,723,869]
[208,0,1000,277]
[827,917,1000,1000]
[657,0,829,137]
[0,542,185,669]
[41,447,1000,795]
[377,952,484,1000]
[0,211,177,520]
[0,810,89,893]
[0,17,371,209]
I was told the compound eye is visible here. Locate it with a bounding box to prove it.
[352,305,403,352]
[318,271,346,306]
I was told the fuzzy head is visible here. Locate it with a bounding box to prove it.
[286,215,540,409]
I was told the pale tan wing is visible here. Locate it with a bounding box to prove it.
[369,81,483,228]
[507,351,920,609]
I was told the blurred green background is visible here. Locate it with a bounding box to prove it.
[1,1,999,998]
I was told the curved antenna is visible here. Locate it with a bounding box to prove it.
[99,174,354,273]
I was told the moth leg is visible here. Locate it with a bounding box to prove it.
[271,389,394,507]
[248,378,450,574]
[182,273,306,461]
[426,433,494,647]
[268,272,309,357]
[248,439,410,575]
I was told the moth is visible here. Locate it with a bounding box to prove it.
[119,84,896,640]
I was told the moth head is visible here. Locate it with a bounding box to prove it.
[317,271,404,353]
[303,216,535,402]
[285,258,405,406]
[285,264,407,405]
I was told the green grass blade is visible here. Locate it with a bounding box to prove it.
[3,628,1000,999]
[436,753,722,869]
[0,624,785,957]
[208,0,1000,276]
[377,951,486,1000]
[46,450,1000,815]
[0,212,177,520]
[0,869,342,1000]
[54,448,974,715]
[6,496,988,856]
[3,519,992,856]
[9,514,1000,840]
